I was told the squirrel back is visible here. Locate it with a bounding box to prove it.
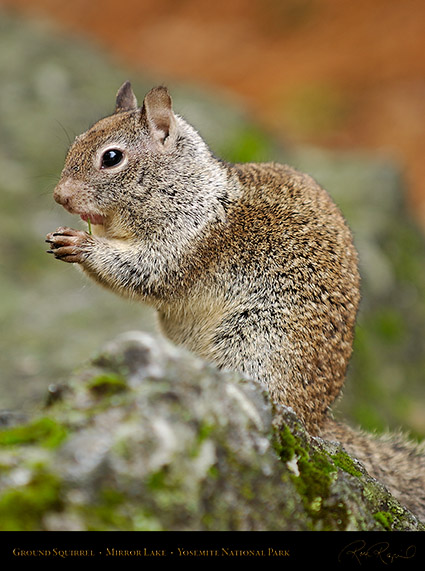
[47,82,424,521]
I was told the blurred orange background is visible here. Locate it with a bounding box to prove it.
[2,0,425,228]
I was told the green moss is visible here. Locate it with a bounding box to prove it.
[188,421,216,459]
[87,373,128,396]
[274,425,347,529]
[83,488,132,530]
[0,469,62,531]
[361,480,419,531]
[295,449,335,507]
[273,424,298,463]
[201,512,215,528]
[374,511,395,531]
[198,421,215,443]
[330,451,363,478]
[146,469,168,491]
[207,465,219,479]
[0,417,68,449]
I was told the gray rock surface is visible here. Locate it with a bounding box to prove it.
[0,332,423,531]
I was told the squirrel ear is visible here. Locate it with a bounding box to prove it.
[140,86,177,147]
[115,81,138,113]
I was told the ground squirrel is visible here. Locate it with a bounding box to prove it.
[47,82,424,519]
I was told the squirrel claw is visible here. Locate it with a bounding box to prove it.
[45,227,91,264]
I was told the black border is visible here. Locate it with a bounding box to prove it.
[1,531,423,568]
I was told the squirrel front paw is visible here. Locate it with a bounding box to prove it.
[46,227,93,264]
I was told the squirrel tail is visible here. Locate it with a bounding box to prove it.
[321,418,425,521]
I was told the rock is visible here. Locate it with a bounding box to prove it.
[0,332,423,531]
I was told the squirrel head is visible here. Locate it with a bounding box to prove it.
[54,82,227,238]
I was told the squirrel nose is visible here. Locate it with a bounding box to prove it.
[53,179,74,209]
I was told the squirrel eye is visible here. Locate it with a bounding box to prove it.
[101,149,124,168]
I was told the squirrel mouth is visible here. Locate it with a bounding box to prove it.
[80,213,106,226]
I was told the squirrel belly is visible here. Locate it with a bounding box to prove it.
[47,81,424,521]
